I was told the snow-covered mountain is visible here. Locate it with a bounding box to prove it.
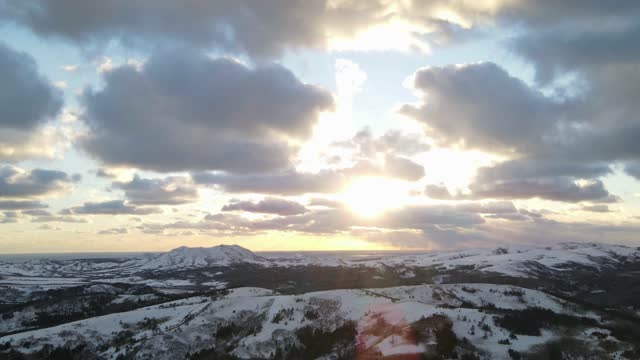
[133,244,267,270]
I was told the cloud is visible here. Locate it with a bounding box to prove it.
[0,42,63,161]
[0,1,489,57]
[0,165,74,198]
[466,159,617,203]
[81,49,332,173]
[151,203,488,236]
[578,204,611,213]
[0,200,48,210]
[113,175,198,205]
[193,169,343,195]
[24,209,87,223]
[0,42,62,130]
[469,177,616,203]
[507,12,640,83]
[21,209,50,216]
[383,155,425,181]
[400,61,628,204]
[137,198,638,249]
[506,11,640,169]
[64,200,161,215]
[194,156,424,196]
[625,162,640,180]
[98,227,128,235]
[336,128,430,158]
[1,210,19,223]
[192,127,432,196]
[399,62,569,155]
[222,197,308,216]
[425,184,453,200]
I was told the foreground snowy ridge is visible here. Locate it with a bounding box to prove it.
[0,283,578,359]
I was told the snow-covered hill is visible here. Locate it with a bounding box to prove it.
[132,244,267,271]
[0,244,266,278]
[0,284,592,359]
[270,242,640,277]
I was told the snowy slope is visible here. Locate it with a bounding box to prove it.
[0,283,578,360]
[268,242,640,277]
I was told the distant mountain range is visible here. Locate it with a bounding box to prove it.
[1,242,637,278]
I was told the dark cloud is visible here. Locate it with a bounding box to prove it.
[222,197,308,216]
[21,209,50,216]
[506,7,640,170]
[113,175,198,205]
[625,162,640,180]
[399,62,569,155]
[193,169,346,195]
[64,200,161,215]
[0,0,472,57]
[0,42,61,130]
[467,159,616,203]
[0,165,74,198]
[0,42,63,161]
[427,157,616,204]
[81,49,332,173]
[469,177,615,203]
[0,200,47,210]
[0,1,374,56]
[95,168,117,179]
[473,159,611,181]
[512,24,640,84]
[493,0,640,28]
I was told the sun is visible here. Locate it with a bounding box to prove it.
[340,177,408,218]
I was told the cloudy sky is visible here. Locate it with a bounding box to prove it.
[1,1,639,253]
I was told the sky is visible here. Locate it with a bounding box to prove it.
[1,0,640,253]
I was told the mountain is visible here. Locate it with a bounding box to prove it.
[134,244,267,270]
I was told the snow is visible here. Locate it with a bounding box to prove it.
[0,283,579,359]
[2,242,636,283]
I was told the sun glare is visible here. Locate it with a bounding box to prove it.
[340,177,408,218]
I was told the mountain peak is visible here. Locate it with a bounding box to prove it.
[140,244,263,270]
